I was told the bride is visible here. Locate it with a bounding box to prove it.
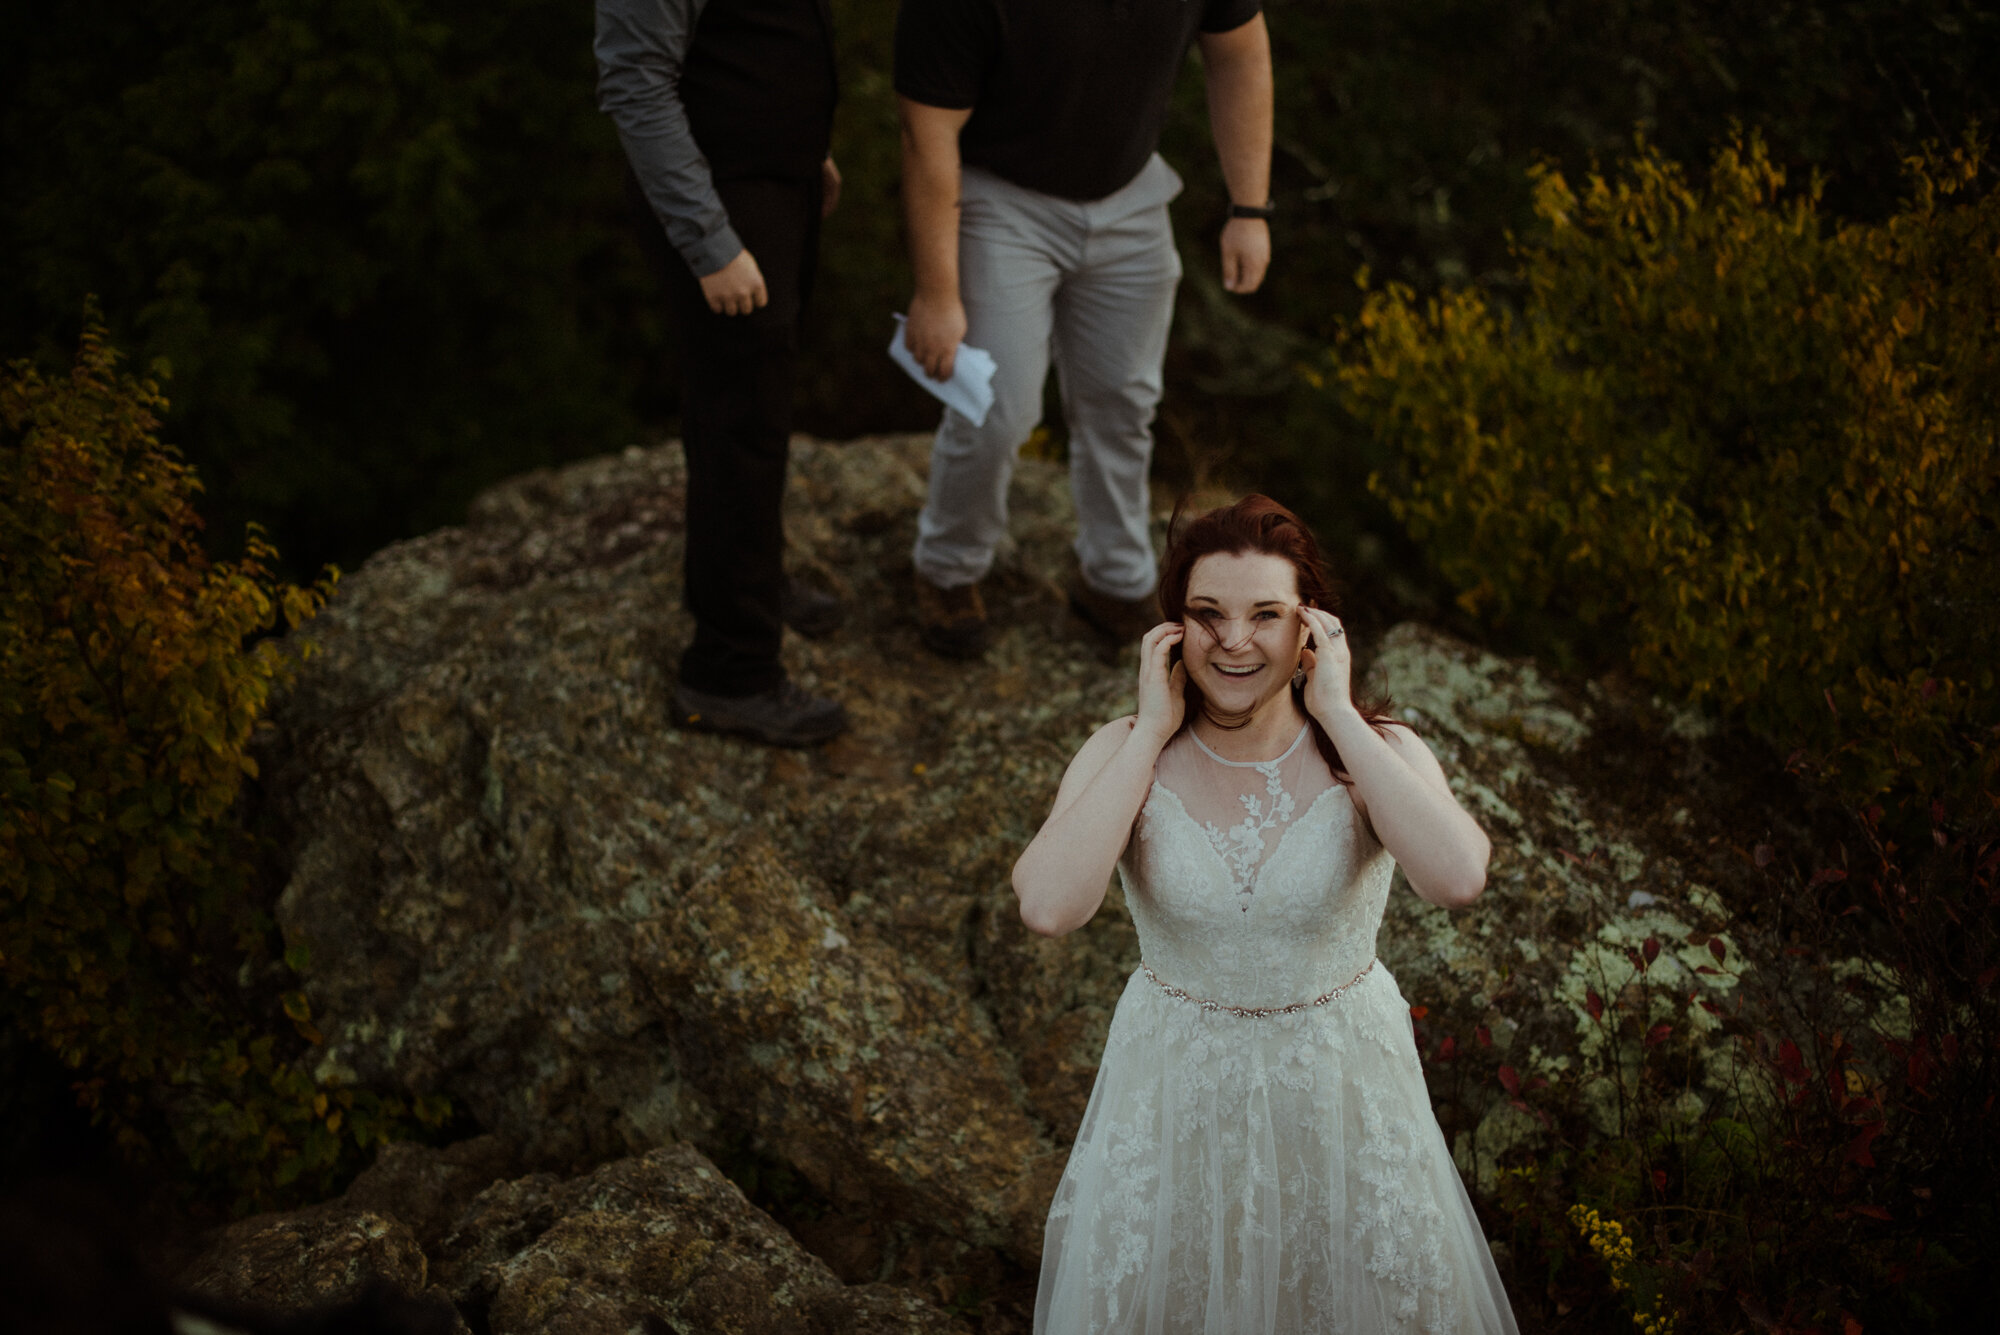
[1014,495,1519,1334]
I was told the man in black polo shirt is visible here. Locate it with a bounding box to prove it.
[595,0,849,745]
[895,0,1274,659]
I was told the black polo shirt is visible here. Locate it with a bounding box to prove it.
[894,0,1263,202]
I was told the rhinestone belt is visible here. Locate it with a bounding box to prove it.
[1140,958,1376,1019]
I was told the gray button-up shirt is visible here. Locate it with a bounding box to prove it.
[595,0,743,277]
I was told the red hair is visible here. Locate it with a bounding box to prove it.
[1160,494,1397,781]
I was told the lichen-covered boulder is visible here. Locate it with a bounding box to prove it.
[435,1144,966,1335]
[178,1140,966,1333]
[178,1200,435,1311]
[261,435,1128,1260]
[631,840,1062,1260]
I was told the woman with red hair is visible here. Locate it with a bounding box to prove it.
[1014,495,1517,1333]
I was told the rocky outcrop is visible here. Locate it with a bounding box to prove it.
[262,436,1117,1278]
[178,1199,452,1322]
[246,432,1796,1323]
[183,1141,966,1334]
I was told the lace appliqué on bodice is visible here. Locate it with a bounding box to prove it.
[1188,725,1308,910]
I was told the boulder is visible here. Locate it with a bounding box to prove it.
[261,436,1126,1263]
[180,1141,966,1334]
[435,1144,966,1335]
[177,1200,435,1312]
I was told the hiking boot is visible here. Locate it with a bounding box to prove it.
[781,576,844,639]
[671,679,849,747]
[914,574,989,660]
[1067,573,1162,646]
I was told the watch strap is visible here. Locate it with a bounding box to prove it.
[1227,201,1276,221]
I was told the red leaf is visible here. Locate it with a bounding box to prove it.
[1437,1035,1457,1061]
[1651,1169,1667,1192]
[1777,1039,1809,1083]
[1585,990,1604,1021]
[1849,1203,1892,1221]
[1709,938,1727,964]
[1843,1314,1865,1335]
[1475,1025,1492,1048]
[1979,966,1999,991]
[1810,867,1849,887]
[1696,964,1723,975]
[1498,1065,1522,1097]
[1754,843,1775,867]
[1645,1022,1674,1048]
[1409,1005,1429,1021]
[1699,999,1723,1016]
[1643,936,1662,964]
[1845,1121,1887,1168]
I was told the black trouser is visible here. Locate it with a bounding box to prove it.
[631,171,822,697]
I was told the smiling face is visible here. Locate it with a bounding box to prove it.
[1181,551,1313,720]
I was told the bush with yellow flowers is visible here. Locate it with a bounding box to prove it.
[1334,130,1999,810]
[0,315,446,1205]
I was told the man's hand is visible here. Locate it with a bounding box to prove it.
[699,249,768,316]
[821,156,842,219]
[1200,16,1274,297]
[1221,216,1270,294]
[900,97,974,380]
[906,288,967,381]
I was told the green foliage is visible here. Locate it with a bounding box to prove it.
[1166,2,2000,567]
[0,0,661,574]
[0,317,446,1205]
[1335,131,1999,804]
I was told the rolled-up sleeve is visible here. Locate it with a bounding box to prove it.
[595,0,743,277]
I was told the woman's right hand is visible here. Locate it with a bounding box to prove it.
[1134,622,1187,747]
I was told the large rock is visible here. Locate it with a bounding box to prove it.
[261,432,1794,1295]
[180,1141,966,1334]
[177,1199,446,1318]
[437,1144,965,1335]
[262,436,1126,1265]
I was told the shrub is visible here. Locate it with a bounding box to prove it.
[0,317,444,1205]
[1333,131,1999,809]
[1445,770,2000,1331]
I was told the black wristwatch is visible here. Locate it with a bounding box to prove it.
[1227,201,1276,221]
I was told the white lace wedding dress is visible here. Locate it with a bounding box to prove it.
[1034,723,1518,1334]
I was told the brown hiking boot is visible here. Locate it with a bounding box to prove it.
[1067,573,1162,647]
[915,574,989,660]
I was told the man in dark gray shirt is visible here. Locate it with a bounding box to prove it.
[596,0,848,745]
[895,0,1273,661]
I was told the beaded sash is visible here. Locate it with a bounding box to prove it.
[1140,958,1377,1019]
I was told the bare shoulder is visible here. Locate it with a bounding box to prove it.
[1377,718,1453,786]
[1069,715,1139,773]
[1047,715,1143,812]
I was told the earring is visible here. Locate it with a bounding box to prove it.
[1291,665,1307,690]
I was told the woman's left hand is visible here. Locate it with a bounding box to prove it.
[1297,607,1355,727]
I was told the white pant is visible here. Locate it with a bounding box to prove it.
[912,155,1184,601]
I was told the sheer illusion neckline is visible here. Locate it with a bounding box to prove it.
[1188,721,1310,769]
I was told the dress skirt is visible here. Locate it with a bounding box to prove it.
[1034,962,1519,1335]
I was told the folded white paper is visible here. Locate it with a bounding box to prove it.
[889,314,996,427]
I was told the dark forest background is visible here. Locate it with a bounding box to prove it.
[4,0,1994,582]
